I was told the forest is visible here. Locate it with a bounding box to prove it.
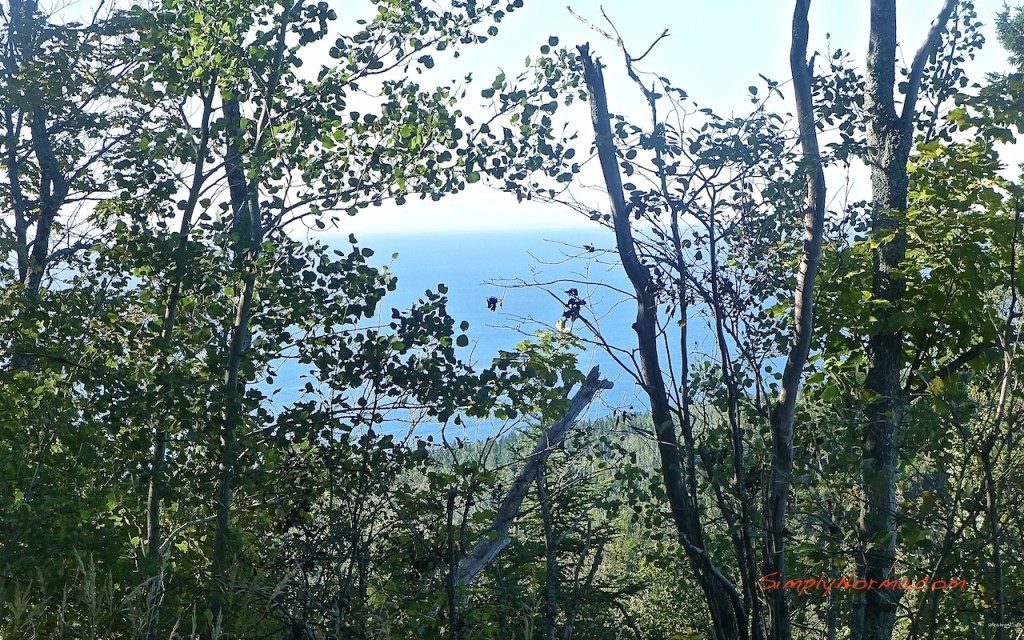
[1,0,1023,639]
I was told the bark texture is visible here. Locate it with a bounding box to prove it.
[854,2,958,639]
[763,2,828,638]
[578,44,745,640]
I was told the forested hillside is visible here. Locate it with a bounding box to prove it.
[1,0,1023,639]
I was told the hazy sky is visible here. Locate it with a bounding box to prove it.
[327,0,1016,235]
[53,0,1019,236]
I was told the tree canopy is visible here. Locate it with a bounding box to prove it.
[1,1,1022,639]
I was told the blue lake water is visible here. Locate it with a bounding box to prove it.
[272,228,717,439]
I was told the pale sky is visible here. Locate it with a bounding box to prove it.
[327,0,1017,235]
[50,0,1020,235]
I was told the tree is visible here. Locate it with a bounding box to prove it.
[484,2,1022,640]
[481,7,827,636]
[1,0,141,361]
[853,3,960,638]
[1,0,576,637]
[571,11,826,634]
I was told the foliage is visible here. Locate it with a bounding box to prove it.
[1,1,1024,639]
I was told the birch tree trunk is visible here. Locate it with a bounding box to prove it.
[763,2,828,638]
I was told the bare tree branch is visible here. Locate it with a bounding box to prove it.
[900,0,960,134]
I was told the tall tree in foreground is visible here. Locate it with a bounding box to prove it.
[481,1,1017,639]
[854,2,959,638]
[571,0,827,634]
[764,1,827,637]
[484,3,826,637]
[1,0,141,359]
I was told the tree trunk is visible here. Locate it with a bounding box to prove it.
[209,92,263,636]
[577,45,745,640]
[763,2,828,639]
[455,366,612,587]
[537,465,558,640]
[206,4,299,630]
[24,109,69,296]
[2,0,69,302]
[853,2,958,639]
[143,75,216,640]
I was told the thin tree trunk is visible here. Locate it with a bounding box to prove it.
[3,104,29,283]
[983,454,1005,640]
[2,0,31,285]
[562,522,602,640]
[537,464,558,640]
[981,205,1018,640]
[706,187,762,639]
[2,0,67,301]
[143,75,217,640]
[206,4,300,631]
[209,92,263,635]
[446,488,460,640]
[24,109,69,296]
[763,3,828,640]
[577,44,745,640]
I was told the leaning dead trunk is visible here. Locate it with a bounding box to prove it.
[454,365,612,586]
